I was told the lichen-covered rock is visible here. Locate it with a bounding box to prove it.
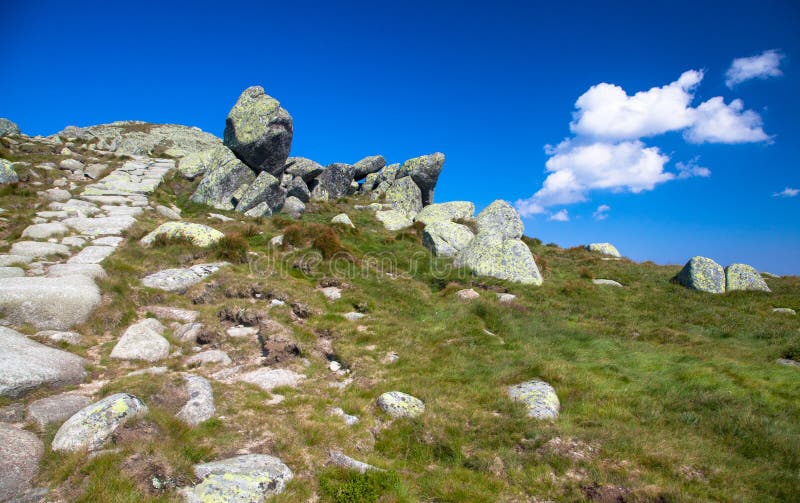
[385,176,423,218]
[281,196,306,218]
[455,233,543,285]
[191,146,256,210]
[178,149,215,180]
[51,393,148,451]
[725,263,771,292]
[352,155,386,181]
[110,318,170,362]
[141,221,224,248]
[310,163,354,201]
[375,209,412,231]
[396,153,444,205]
[223,86,293,176]
[415,201,475,225]
[0,424,42,502]
[673,256,725,294]
[476,200,524,239]
[0,158,19,184]
[508,380,560,419]
[423,221,474,257]
[27,393,92,429]
[235,171,285,214]
[585,243,621,258]
[0,275,101,330]
[377,391,425,418]
[0,118,20,136]
[286,176,311,202]
[284,157,324,182]
[176,375,215,426]
[53,122,221,157]
[183,454,293,502]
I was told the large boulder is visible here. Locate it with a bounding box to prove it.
[235,171,285,214]
[141,221,224,248]
[110,318,170,362]
[191,146,256,210]
[0,424,43,501]
[223,86,293,176]
[672,256,725,294]
[423,221,475,257]
[0,275,101,330]
[0,327,86,397]
[352,155,386,181]
[456,233,543,285]
[51,393,148,452]
[397,153,445,205]
[284,157,324,182]
[286,176,311,202]
[476,200,524,239]
[586,242,621,258]
[384,176,423,218]
[0,118,20,136]
[375,209,413,231]
[183,454,293,502]
[0,159,19,184]
[507,379,560,420]
[310,163,354,201]
[415,201,475,225]
[725,263,771,292]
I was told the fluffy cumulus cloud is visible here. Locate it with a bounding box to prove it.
[548,209,570,222]
[592,204,610,220]
[725,50,784,88]
[773,187,799,198]
[516,66,773,218]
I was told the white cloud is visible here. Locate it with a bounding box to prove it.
[675,157,711,179]
[570,70,702,141]
[773,187,799,198]
[592,204,611,220]
[726,49,784,88]
[684,97,770,143]
[548,209,570,222]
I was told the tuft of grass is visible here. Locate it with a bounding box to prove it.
[210,232,249,263]
[318,467,406,503]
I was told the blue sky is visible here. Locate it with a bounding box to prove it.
[2,0,799,273]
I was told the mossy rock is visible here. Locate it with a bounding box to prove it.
[375,209,412,231]
[423,220,475,257]
[140,221,224,248]
[377,391,425,418]
[415,201,475,225]
[178,148,215,180]
[455,233,543,285]
[673,256,725,294]
[184,454,293,502]
[397,153,444,205]
[384,176,423,218]
[726,263,771,292]
[51,393,148,451]
[0,159,19,184]
[476,200,524,239]
[190,146,255,210]
[507,380,560,420]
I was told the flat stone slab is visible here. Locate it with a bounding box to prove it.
[0,424,43,502]
[0,255,33,266]
[232,368,305,391]
[185,350,231,367]
[183,454,293,502]
[21,222,69,239]
[0,326,86,397]
[0,266,24,278]
[27,393,92,429]
[176,375,215,426]
[141,306,199,323]
[51,393,148,452]
[92,236,124,247]
[0,275,101,330]
[67,245,116,264]
[508,379,560,420]
[329,449,380,473]
[61,215,136,236]
[47,263,107,280]
[593,279,623,287]
[141,262,229,293]
[377,391,425,418]
[9,241,70,258]
[110,318,170,362]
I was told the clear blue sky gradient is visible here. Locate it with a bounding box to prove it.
[2,0,799,273]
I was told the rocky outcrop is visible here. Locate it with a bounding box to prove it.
[235,171,285,214]
[311,163,354,201]
[190,146,255,210]
[423,221,474,257]
[352,155,386,181]
[725,263,771,292]
[385,176,423,218]
[586,243,621,258]
[397,152,445,205]
[414,201,474,225]
[284,157,324,182]
[223,86,293,176]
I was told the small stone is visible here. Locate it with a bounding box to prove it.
[67,245,116,264]
[21,222,70,240]
[342,312,365,321]
[508,379,560,420]
[773,308,796,315]
[375,209,412,231]
[156,205,181,220]
[377,391,424,418]
[185,350,232,367]
[382,352,399,364]
[592,279,623,287]
[456,288,480,300]
[59,159,84,171]
[176,375,215,426]
[270,234,284,247]
[208,213,234,222]
[226,326,259,338]
[110,318,170,362]
[174,323,204,343]
[331,213,355,228]
[496,293,516,303]
[320,286,341,300]
[143,306,199,323]
[329,407,359,425]
[47,263,107,280]
[35,330,82,344]
[329,361,342,372]
[329,449,380,473]
[9,241,70,258]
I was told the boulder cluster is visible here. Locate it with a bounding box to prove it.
[672,256,770,294]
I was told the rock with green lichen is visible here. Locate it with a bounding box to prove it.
[310,163,354,201]
[423,221,475,257]
[377,391,425,418]
[384,176,423,218]
[182,454,293,502]
[51,393,148,451]
[284,157,324,182]
[508,380,560,419]
[672,256,725,293]
[363,172,380,191]
[725,263,771,292]
[415,201,475,225]
[0,118,20,137]
[397,153,444,205]
[352,155,386,181]
[476,200,524,239]
[191,146,255,210]
[0,159,19,184]
[586,242,621,257]
[234,171,285,214]
[178,149,215,180]
[223,86,293,176]
[375,209,412,231]
[455,233,543,285]
[53,121,221,156]
[140,221,224,248]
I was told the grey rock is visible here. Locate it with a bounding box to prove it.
[375,209,412,231]
[235,171,285,214]
[185,350,231,367]
[414,201,475,225]
[67,245,115,264]
[0,255,32,266]
[284,157,324,182]
[43,188,71,202]
[476,200,524,240]
[51,393,148,452]
[377,391,424,418]
[191,146,256,210]
[61,235,87,247]
[9,241,70,258]
[21,222,70,240]
[0,403,25,423]
[183,454,293,502]
[593,279,623,287]
[110,318,170,362]
[423,220,474,257]
[0,424,43,501]
[177,375,215,426]
[174,323,204,343]
[84,163,108,180]
[672,256,726,294]
[156,204,182,220]
[47,263,107,280]
[329,450,380,473]
[27,393,92,429]
[223,86,293,176]
[144,306,199,323]
[0,159,19,184]
[286,176,310,202]
[329,407,359,426]
[397,153,445,205]
[455,233,543,285]
[0,275,101,330]
[0,326,86,397]
[496,293,516,303]
[233,368,305,391]
[331,213,355,228]
[310,163,354,201]
[352,155,386,181]
[385,176,423,218]
[725,263,771,292]
[93,236,124,247]
[35,330,82,345]
[0,266,24,278]
[508,379,560,419]
[178,149,215,180]
[456,288,480,300]
[59,158,84,171]
[342,312,365,321]
[141,262,228,293]
[281,196,306,218]
[585,243,621,257]
[0,118,20,136]
[773,308,796,315]
[62,215,137,235]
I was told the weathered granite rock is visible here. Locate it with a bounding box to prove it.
[27,393,92,429]
[0,424,43,501]
[234,368,305,391]
[352,155,386,181]
[174,322,204,343]
[456,288,480,300]
[59,158,84,172]
[375,209,412,231]
[725,263,771,292]
[185,350,231,367]
[0,117,20,136]
[330,407,359,426]
[0,158,19,184]
[67,245,116,264]
[508,379,560,419]
[385,176,423,218]
[414,201,475,225]
[43,188,71,202]
[34,330,82,345]
[455,233,543,285]
[423,220,474,257]
[191,146,256,210]
[54,122,221,157]
[62,215,136,235]
[673,256,725,294]
[235,171,285,214]
[476,200,524,239]
[586,243,621,258]
[331,213,355,228]
[0,266,24,278]
[397,153,444,205]
[284,157,324,182]
[178,149,215,180]
[310,163,354,201]
[156,204,182,220]
[0,326,86,397]
[0,275,101,329]
[141,221,224,248]
[47,263,107,280]
[21,222,69,240]
[143,306,199,323]
[0,255,32,266]
[51,393,148,452]
[9,241,70,258]
[377,391,424,418]
[223,86,293,176]
[281,196,306,218]
[110,318,170,362]
[286,176,311,202]
[176,375,215,426]
[329,450,380,473]
[183,454,293,502]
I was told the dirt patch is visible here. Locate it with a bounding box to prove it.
[112,419,162,446]
[291,302,312,319]
[537,437,597,462]
[120,452,192,496]
[147,377,190,414]
[218,306,268,326]
[582,482,630,503]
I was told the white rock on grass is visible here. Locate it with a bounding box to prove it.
[377,391,424,418]
[27,393,92,429]
[176,375,215,426]
[329,449,380,473]
[226,326,259,338]
[182,454,293,502]
[331,213,355,228]
[9,241,70,258]
[21,222,69,240]
[585,243,621,257]
[110,318,170,362]
[320,286,341,300]
[233,368,305,391]
[330,407,359,425]
[185,350,231,367]
[0,424,43,502]
[456,288,480,300]
[156,205,182,220]
[592,279,623,287]
[0,275,101,330]
[507,379,560,420]
[496,293,516,303]
[51,393,148,452]
[773,308,796,315]
[342,312,366,321]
